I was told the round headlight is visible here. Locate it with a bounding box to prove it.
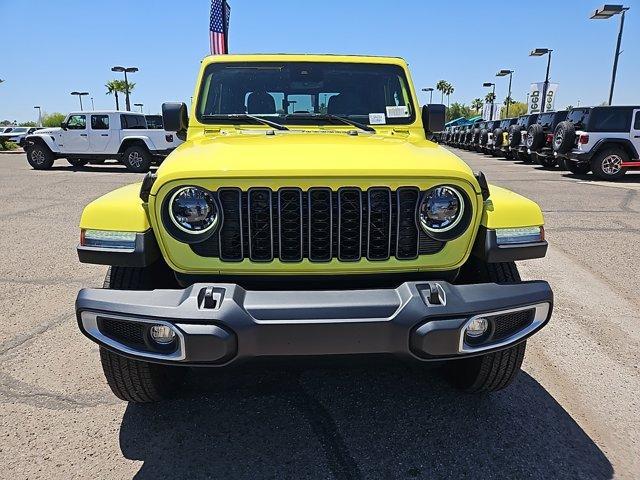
[418,186,464,233]
[169,186,219,234]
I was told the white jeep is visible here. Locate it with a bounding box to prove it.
[24,111,183,173]
[553,106,640,180]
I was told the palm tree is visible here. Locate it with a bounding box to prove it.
[117,79,135,111]
[436,80,447,104]
[106,80,121,110]
[503,96,515,106]
[444,83,454,109]
[485,92,496,103]
[471,98,483,113]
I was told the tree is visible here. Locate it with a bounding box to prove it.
[485,92,496,103]
[444,83,455,109]
[503,96,517,106]
[42,112,66,127]
[499,102,528,119]
[106,80,120,110]
[19,121,37,127]
[436,80,447,104]
[446,102,472,121]
[471,98,483,114]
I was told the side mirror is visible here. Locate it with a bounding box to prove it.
[162,102,189,141]
[422,104,446,134]
[60,121,67,130]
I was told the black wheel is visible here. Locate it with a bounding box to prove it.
[67,158,88,168]
[122,145,152,173]
[537,155,557,169]
[591,147,627,181]
[26,144,54,170]
[493,129,504,148]
[447,259,527,393]
[99,265,185,403]
[508,126,521,148]
[527,124,545,150]
[553,121,575,154]
[566,160,591,175]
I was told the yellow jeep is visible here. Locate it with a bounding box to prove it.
[75,54,552,402]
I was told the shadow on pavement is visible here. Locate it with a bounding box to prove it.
[47,164,155,174]
[119,362,613,480]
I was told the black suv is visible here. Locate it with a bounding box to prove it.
[463,120,483,150]
[508,114,539,162]
[553,106,640,180]
[479,120,500,154]
[526,110,568,169]
[492,118,518,157]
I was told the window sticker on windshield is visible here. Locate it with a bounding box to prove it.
[369,113,386,125]
[386,106,409,118]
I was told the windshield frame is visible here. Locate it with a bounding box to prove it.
[194,61,417,127]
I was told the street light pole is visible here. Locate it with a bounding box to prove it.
[70,91,89,110]
[590,5,630,105]
[111,66,139,111]
[422,87,434,104]
[483,82,496,121]
[34,106,42,127]
[497,70,514,117]
[529,48,553,113]
[91,97,95,110]
[134,103,144,113]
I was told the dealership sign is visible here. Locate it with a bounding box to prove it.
[529,82,559,113]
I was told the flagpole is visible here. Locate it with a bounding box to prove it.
[222,1,229,53]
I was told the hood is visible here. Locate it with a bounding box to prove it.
[33,127,61,134]
[155,131,477,186]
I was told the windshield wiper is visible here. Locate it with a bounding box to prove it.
[285,113,376,133]
[202,114,289,131]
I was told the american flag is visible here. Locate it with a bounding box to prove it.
[210,0,230,55]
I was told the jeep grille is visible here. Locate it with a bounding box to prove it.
[190,187,445,262]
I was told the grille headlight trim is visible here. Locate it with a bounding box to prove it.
[417,186,465,234]
[169,186,220,235]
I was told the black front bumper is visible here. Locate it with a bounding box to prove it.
[76,280,553,366]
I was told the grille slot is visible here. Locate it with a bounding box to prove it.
[97,318,146,348]
[191,187,445,262]
[278,188,303,262]
[248,188,273,261]
[492,309,535,341]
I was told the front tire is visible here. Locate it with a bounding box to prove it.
[122,145,152,173]
[99,265,185,403]
[26,144,54,170]
[446,259,526,393]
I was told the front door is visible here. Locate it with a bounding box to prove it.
[61,114,89,153]
[89,114,112,152]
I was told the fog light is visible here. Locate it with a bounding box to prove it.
[465,317,489,338]
[149,325,176,344]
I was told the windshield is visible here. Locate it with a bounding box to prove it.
[197,62,415,126]
[10,128,28,133]
[516,116,529,127]
[499,120,512,129]
[537,113,554,127]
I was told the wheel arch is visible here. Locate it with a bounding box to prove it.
[118,137,154,155]
[591,139,638,160]
[25,134,58,154]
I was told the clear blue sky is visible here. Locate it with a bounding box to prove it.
[1,0,639,123]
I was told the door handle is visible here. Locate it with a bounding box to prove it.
[634,135,640,138]
[80,134,87,137]
[101,134,109,137]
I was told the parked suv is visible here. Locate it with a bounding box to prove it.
[479,120,499,154]
[553,106,640,180]
[526,110,568,169]
[470,121,486,151]
[24,111,183,172]
[492,118,517,157]
[508,114,539,162]
[74,54,552,403]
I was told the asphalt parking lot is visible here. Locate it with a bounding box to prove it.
[0,151,638,480]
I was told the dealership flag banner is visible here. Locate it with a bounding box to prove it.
[210,0,231,54]
[528,82,559,114]
[482,102,500,121]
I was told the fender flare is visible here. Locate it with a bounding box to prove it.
[25,134,60,154]
[118,136,156,154]
[590,138,639,160]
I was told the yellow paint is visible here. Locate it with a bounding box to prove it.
[481,185,544,229]
[78,54,546,274]
[79,183,150,232]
